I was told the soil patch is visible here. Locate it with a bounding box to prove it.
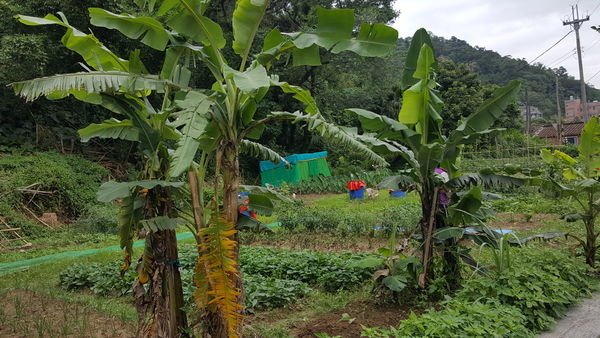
[291,300,423,338]
[0,289,134,337]
[489,212,559,230]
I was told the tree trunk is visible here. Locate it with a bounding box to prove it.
[200,144,243,338]
[418,185,437,289]
[442,240,461,291]
[135,189,188,337]
[222,145,240,226]
[135,230,188,337]
[584,219,597,267]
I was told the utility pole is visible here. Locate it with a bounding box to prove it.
[563,5,590,121]
[555,76,562,144]
[525,87,531,136]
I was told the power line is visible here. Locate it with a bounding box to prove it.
[585,38,600,49]
[589,0,600,16]
[529,30,573,64]
[547,48,576,67]
[588,68,600,81]
[548,51,577,68]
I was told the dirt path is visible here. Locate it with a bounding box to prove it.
[538,293,600,338]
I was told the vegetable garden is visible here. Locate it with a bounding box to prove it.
[0,1,599,338]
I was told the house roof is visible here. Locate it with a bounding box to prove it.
[534,122,583,138]
[562,122,584,136]
[535,126,557,138]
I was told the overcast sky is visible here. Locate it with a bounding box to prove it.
[392,0,600,90]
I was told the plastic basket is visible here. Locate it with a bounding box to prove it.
[349,187,365,200]
[390,190,406,198]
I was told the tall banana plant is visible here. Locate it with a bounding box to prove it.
[155,3,395,336]
[11,1,398,337]
[10,13,192,337]
[344,29,521,290]
[541,117,600,267]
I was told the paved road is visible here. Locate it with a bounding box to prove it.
[539,293,600,338]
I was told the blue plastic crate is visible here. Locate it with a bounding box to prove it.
[390,190,406,198]
[349,187,365,200]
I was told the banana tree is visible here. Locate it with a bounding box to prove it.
[344,29,521,290]
[10,13,193,336]
[11,1,398,336]
[541,116,600,267]
[155,2,395,335]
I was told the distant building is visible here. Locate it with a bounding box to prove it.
[564,97,600,121]
[519,103,544,120]
[534,121,584,145]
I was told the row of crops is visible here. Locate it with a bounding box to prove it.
[59,246,377,311]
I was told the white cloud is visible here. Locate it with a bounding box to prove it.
[392,0,600,89]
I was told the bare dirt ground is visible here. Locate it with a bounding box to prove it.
[0,289,134,337]
[489,212,559,230]
[290,300,427,338]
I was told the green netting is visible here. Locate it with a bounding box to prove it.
[260,157,331,186]
[0,222,281,277]
[0,232,196,276]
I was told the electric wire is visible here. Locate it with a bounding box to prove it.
[529,30,573,64]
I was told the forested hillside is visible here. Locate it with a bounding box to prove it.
[1,0,593,172]
[429,35,600,116]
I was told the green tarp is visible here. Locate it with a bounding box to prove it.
[259,151,331,186]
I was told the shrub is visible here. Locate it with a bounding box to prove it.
[278,206,339,231]
[489,192,575,215]
[362,248,595,336]
[0,152,108,218]
[59,263,135,297]
[318,267,371,292]
[361,300,533,338]
[278,202,420,235]
[287,169,393,194]
[0,152,109,237]
[244,275,310,310]
[239,246,374,289]
[71,204,118,234]
[59,246,375,310]
[457,248,596,332]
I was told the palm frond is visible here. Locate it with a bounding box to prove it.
[240,140,288,165]
[136,237,154,284]
[446,173,525,190]
[197,215,243,337]
[139,216,182,233]
[11,71,179,102]
[79,118,139,142]
[117,195,144,273]
[269,111,388,167]
[240,185,294,204]
[377,175,416,190]
[169,91,213,177]
[16,13,131,72]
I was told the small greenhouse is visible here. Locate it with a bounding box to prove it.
[259,151,331,187]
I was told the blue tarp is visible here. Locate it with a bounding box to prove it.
[259,151,329,172]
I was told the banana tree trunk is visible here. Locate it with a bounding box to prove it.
[418,183,437,289]
[442,239,461,291]
[135,189,188,337]
[200,144,243,338]
[584,217,597,267]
